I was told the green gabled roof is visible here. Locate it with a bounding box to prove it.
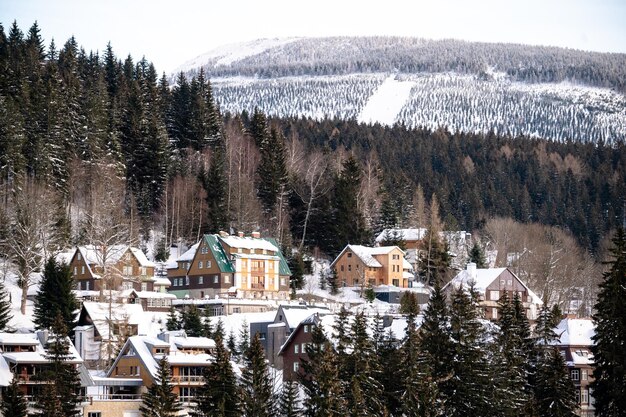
[262,237,292,276]
[204,234,236,273]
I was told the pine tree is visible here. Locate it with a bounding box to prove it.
[0,376,28,417]
[182,305,203,337]
[419,227,451,287]
[194,336,241,417]
[31,313,82,417]
[238,319,250,357]
[535,347,578,417]
[201,136,229,233]
[241,333,275,417]
[166,306,180,331]
[399,291,419,315]
[468,242,487,268]
[0,278,13,330]
[280,380,303,417]
[202,308,214,338]
[213,318,225,340]
[33,257,78,335]
[302,341,346,417]
[443,286,491,417]
[591,227,626,417]
[257,126,288,215]
[139,357,182,417]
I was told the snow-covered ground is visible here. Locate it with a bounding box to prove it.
[1,262,38,332]
[358,74,416,125]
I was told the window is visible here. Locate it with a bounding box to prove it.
[582,369,588,380]
[224,275,231,283]
[130,366,140,376]
[392,279,399,287]
[198,276,204,284]
[201,246,208,254]
[348,265,352,271]
[81,266,85,274]
[185,276,189,285]
[301,343,307,352]
[392,254,399,260]
[347,252,352,258]
[280,278,286,286]
[490,290,500,301]
[258,332,266,340]
[77,253,82,261]
[340,265,344,272]
[581,388,589,404]
[294,344,299,354]
[199,261,203,269]
[206,260,211,268]
[214,275,219,284]
[571,369,579,381]
[304,325,309,333]
[141,282,148,292]
[123,266,132,275]
[85,281,90,291]
[88,413,102,417]
[122,281,133,291]
[74,266,77,275]
[140,266,146,276]
[492,307,498,319]
[293,362,299,372]
[507,279,512,286]
[576,389,580,404]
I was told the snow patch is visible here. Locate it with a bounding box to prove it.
[358,74,416,126]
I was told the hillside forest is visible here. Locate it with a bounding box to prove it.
[0,22,625,312]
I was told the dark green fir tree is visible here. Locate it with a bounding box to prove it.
[280,380,303,417]
[182,305,203,337]
[241,333,275,417]
[0,376,28,417]
[468,242,487,268]
[166,306,180,331]
[33,257,78,335]
[194,336,241,417]
[535,347,578,417]
[591,227,626,417]
[0,278,13,331]
[139,357,182,417]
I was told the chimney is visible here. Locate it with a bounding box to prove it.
[466,262,477,280]
[36,329,49,346]
[158,332,170,343]
[251,231,261,239]
[238,231,244,238]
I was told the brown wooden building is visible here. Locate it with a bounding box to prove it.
[330,244,413,288]
[167,232,291,300]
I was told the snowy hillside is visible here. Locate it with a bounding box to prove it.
[209,72,626,143]
[179,37,626,144]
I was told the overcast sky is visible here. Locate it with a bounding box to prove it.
[1,0,625,73]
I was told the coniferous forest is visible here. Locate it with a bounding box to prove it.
[0,21,624,301]
[1,19,626,417]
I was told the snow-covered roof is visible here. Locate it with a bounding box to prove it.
[152,276,172,287]
[444,267,508,293]
[555,318,595,347]
[108,333,216,381]
[128,290,176,299]
[79,245,128,266]
[80,302,145,340]
[331,245,404,269]
[375,228,427,242]
[278,305,332,330]
[129,247,155,267]
[176,243,199,263]
[218,235,278,252]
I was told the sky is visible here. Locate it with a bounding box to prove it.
[1,0,625,74]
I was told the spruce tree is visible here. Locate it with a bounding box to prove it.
[0,376,28,417]
[182,305,203,337]
[202,308,214,338]
[280,380,302,417]
[535,347,578,417]
[241,333,275,417]
[302,341,346,417]
[591,227,626,417]
[238,319,250,357]
[194,336,241,417]
[0,278,13,330]
[31,313,82,417]
[201,137,229,233]
[468,242,487,268]
[139,357,182,417]
[33,257,78,335]
[166,306,180,331]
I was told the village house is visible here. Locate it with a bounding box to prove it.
[68,245,162,296]
[330,244,414,288]
[554,317,596,417]
[0,331,91,406]
[166,232,291,300]
[80,331,215,416]
[442,262,543,321]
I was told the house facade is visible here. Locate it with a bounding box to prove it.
[68,245,158,295]
[167,232,291,300]
[555,318,596,417]
[278,314,320,381]
[330,245,413,288]
[442,263,543,321]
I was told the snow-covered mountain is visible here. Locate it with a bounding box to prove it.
[177,37,626,143]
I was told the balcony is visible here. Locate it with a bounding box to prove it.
[86,394,142,402]
[171,375,204,384]
[250,282,266,289]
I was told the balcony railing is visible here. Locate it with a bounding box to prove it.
[250,283,265,289]
[171,375,204,384]
[86,394,142,402]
